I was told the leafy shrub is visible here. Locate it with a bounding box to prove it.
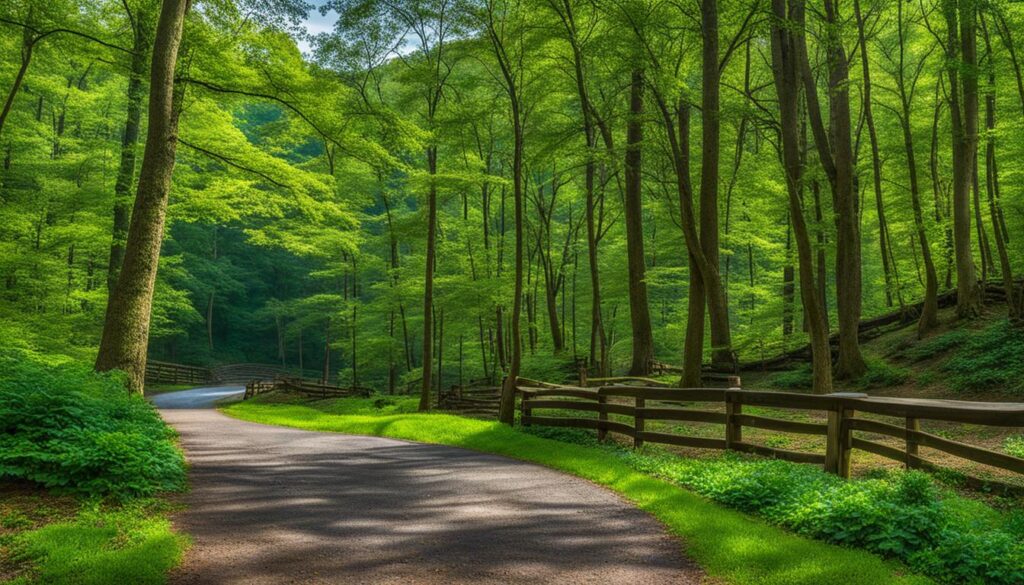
[0,348,186,499]
[942,320,1024,394]
[618,449,1023,585]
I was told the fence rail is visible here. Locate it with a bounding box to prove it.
[243,377,373,400]
[145,360,213,385]
[518,381,1024,489]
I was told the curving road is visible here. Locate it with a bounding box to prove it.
[149,385,246,409]
[158,390,701,584]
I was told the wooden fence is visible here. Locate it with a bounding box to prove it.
[519,382,1024,488]
[145,360,212,385]
[243,377,373,400]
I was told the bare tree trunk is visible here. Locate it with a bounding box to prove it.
[419,146,438,411]
[944,0,982,318]
[981,15,1018,319]
[770,0,833,393]
[894,1,939,335]
[624,68,654,376]
[95,0,190,393]
[854,0,897,309]
[108,9,150,290]
[801,0,866,379]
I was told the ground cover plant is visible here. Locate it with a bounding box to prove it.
[0,347,186,498]
[0,347,188,583]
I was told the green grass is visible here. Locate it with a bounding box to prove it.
[224,398,931,585]
[2,500,186,585]
[1005,436,1024,459]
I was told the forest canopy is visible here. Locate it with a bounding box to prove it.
[1,0,1022,412]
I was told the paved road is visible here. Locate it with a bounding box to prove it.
[159,405,700,584]
[149,385,245,409]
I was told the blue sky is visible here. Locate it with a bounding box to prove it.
[296,1,337,54]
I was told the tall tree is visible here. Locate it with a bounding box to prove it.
[108,0,154,290]
[943,0,982,317]
[95,0,191,392]
[623,67,654,376]
[800,0,867,378]
[770,0,833,393]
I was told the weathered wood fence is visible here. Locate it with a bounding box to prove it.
[519,382,1024,487]
[243,377,373,400]
[145,360,213,385]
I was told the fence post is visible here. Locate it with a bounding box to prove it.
[579,364,588,387]
[634,396,645,449]
[825,393,866,478]
[520,392,529,426]
[905,417,920,469]
[725,389,742,450]
[597,393,608,442]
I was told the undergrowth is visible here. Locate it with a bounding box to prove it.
[0,347,188,583]
[0,347,186,498]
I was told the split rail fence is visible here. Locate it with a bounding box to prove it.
[145,360,213,385]
[519,381,1024,489]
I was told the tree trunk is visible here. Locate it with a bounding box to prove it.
[94,0,190,393]
[944,0,982,318]
[854,0,897,309]
[770,0,833,393]
[895,1,939,335]
[981,16,1018,319]
[419,146,438,411]
[699,0,733,371]
[108,18,149,290]
[624,68,654,376]
[800,0,866,379]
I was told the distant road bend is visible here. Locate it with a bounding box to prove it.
[156,387,700,584]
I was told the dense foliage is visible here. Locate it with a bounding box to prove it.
[2,0,1022,396]
[619,448,1024,584]
[0,348,186,498]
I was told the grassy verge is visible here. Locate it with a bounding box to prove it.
[1,347,190,584]
[224,397,931,585]
[1,491,186,585]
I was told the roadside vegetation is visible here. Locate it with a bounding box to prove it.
[230,394,1004,585]
[0,347,188,584]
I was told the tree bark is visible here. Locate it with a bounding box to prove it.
[800,0,866,379]
[419,145,438,411]
[94,0,190,393]
[854,0,897,309]
[770,0,833,393]
[981,15,1018,319]
[699,0,734,372]
[624,68,654,376]
[894,1,939,335]
[107,10,150,290]
[944,0,982,318]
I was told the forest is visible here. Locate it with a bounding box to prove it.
[2,0,1023,418]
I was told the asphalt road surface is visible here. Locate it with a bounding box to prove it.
[158,394,700,584]
[149,385,245,409]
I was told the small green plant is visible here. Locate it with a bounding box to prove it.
[623,450,1024,585]
[899,330,970,362]
[941,320,1024,394]
[1004,436,1024,459]
[766,364,814,390]
[855,359,911,390]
